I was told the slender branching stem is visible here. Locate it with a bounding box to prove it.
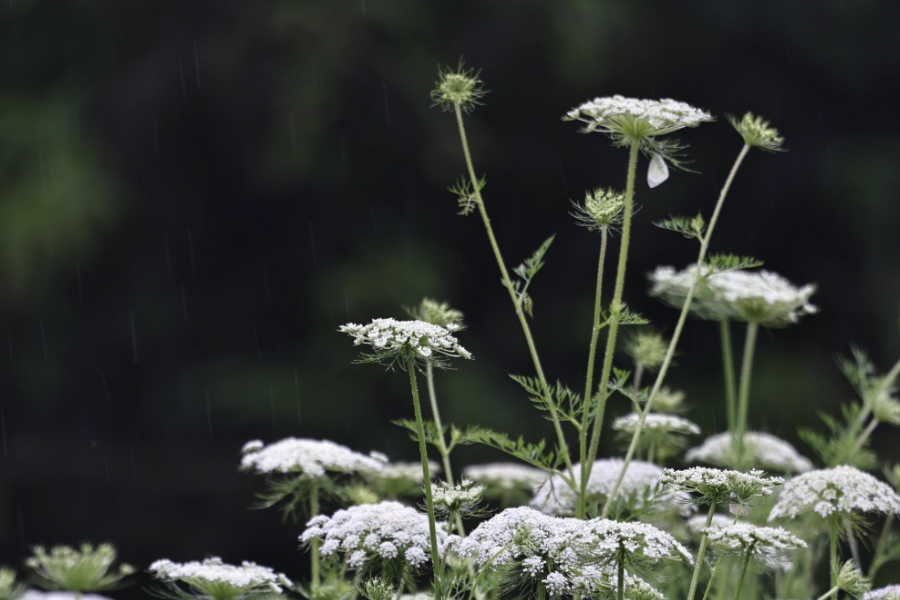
[310,477,321,590]
[601,143,752,518]
[700,555,725,600]
[452,103,574,482]
[583,141,641,511]
[617,549,626,600]
[720,319,737,432]
[847,356,900,441]
[868,514,894,580]
[733,551,752,600]
[426,363,455,487]
[686,503,719,600]
[816,586,840,600]
[830,518,839,591]
[407,355,442,598]
[466,541,515,600]
[577,227,609,518]
[734,321,760,464]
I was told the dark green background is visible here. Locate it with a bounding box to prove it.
[2,0,899,593]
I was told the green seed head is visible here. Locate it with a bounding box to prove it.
[728,112,785,152]
[431,62,487,113]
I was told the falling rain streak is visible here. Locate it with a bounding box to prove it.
[309,221,317,264]
[269,386,276,431]
[181,282,188,321]
[1,410,7,458]
[204,388,213,437]
[178,57,187,95]
[163,232,174,279]
[294,369,301,424]
[130,310,138,364]
[193,40,201,89]
[7,330,12,363]
[253,324,262,357]
[187,228,197,278]
[101,370,110,402]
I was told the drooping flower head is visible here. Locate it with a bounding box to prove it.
[149,558,291,600]
[649,266,817,327]
[686,431,813,474]
[728,112,785,153]
[703,524,807,570]
[768,465,900,521]
[300,501,453,572]
[25,544,133,593]
[240,438,383,478]
[340,318,472,370]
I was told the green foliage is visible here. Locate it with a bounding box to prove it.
[509,375,584,429]
[510,235,555,318]
[251,475,339,522]
[799,403,878,470]
[654,213,706,240]
[703,254,764,275]
[449,175,485,216]
[0,568,24,600]
[456,425,562,473]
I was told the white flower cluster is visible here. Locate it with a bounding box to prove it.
[463,462,547,491]
[768,465,900,520]
[366,452,438,484]
[612,413,700,435]
[432,479,484,513]
[531,460,682,516]
[649,266,816,326]
[566,96,713,136]
[19,593,113,600]
[590,519,693,565]
[686,513,735,536]
[864,585,900,600]
[300,501,452,570]
[149,557,291,595]
[703,524,807,569]
[686,432,813,473]
[339,318,471,362]
[454,507,668,598]
[240,438,383,477]
[660,467,783,504]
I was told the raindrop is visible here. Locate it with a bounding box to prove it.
[178,57,187,95]
[101,370,110,402]
[369,203,378,235]
[309,221,317,265]
[457,251,465,274]
[18,504,25,546]
[382,82,391,124]
[253,324,262,358]
[39,321,47,357]
[340,131,348,171]
[294,369,301,425]
[204,388,213,437]
[130,310,138,364]
[193,40,201,89]
[76,261,84,304]
[187,228,197,279]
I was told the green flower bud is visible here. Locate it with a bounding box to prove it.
[571,187,625,231]
[728,112,785,152]
[431,62,487,114]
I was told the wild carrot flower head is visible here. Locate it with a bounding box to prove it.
[686,432,813,474]
[728,112,785,152]
[570,187,626,231]
[612,413,700,436]
[703,524,807,569]
[565,96,713,140]
[660,467,783,507]
[149,558,291,600]
[25,544,133,593]
[864,585,900,600]
[300,501,453,571]
[649,266,817,327]
[340,318,472,369]
[431,63,487,114]
[240,438,383,477]
[431,479,485,518]
[588,519,693,567]
[768,465,900,521]
[531,459,682,517]
[463,462,547,491]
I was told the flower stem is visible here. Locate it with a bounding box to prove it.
[310,477,321,590]
[816,587,840,600]
[733,551,752,600]
[686,502,718,600]
[734,321,759,465]
[408,355,441,598]
[452,103,574,481]
[830,518,839,591]
[617,551,625,600]
[720,319,737,432]
[577,227,609,518]
[426,363,455,487]
[700,555,725,600]
[601,143,752,518]
[583,140,641,511]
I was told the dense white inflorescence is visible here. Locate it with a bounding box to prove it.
[530,460,680,516]
[686,513,735,536]
[703,523,807,569]
[864,585,900,600]
[589,519,693,565]
[768,465,900,521]
[300,501,453,570]
[149,557,291,594]
[660,467,783,505]
[463,462,548,491]
[339,318,471,361]
[649,266,816,326]
[240,438,383,476]
[612,413,701,435]
[686,431,813,473]
[431,479,484,513]
[566,96,714,136]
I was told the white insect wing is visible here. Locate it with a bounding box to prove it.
[647,153,669,188]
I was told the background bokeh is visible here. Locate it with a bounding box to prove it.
[2,0,900,594]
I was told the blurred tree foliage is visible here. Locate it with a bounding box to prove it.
[1,0,899,593]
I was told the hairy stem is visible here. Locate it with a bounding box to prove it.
[687,502,718,600]
[583,141,641,510]
[720,319,737,432]
[577,227,609,518]
[733,552,752,600]
[734,321,760,465]
[310,478,321,589]
[408,356,441,598]
[601,143,752,518]
[453,103,574,482]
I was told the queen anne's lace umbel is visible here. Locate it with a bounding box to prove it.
[612,413,700,435]
[768,465,900,521]
[463,462,547,491]
[240,438,383,476]
[149,557,291,595]
[703,524,807,568]
[566,96,713,136]
[300,501,453,570]
[686,431,813,473]
[340,318,471,362]
[864,585,900,600]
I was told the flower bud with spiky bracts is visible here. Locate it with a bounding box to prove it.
[431,62,487,114]
[571,187,625,231]
[728,112,785,152]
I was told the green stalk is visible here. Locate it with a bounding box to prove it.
[733,321,760,465]
[617,549,626,600]
[583,141,641,510]
[601,143,752,518]
[407,355,442,598]
[426,363,455,487]
[310,477,321,590]
[868,513,894,580]
[686,503,719,600]
[816,587,840,600]
[700,556,725,600]
[720,319,737,432]
[830,519,839,592]
[453,103,574,481]
[466,541,515,600]
[845,356,900,441]
[577,227,609,518]
[732,552,752,600]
